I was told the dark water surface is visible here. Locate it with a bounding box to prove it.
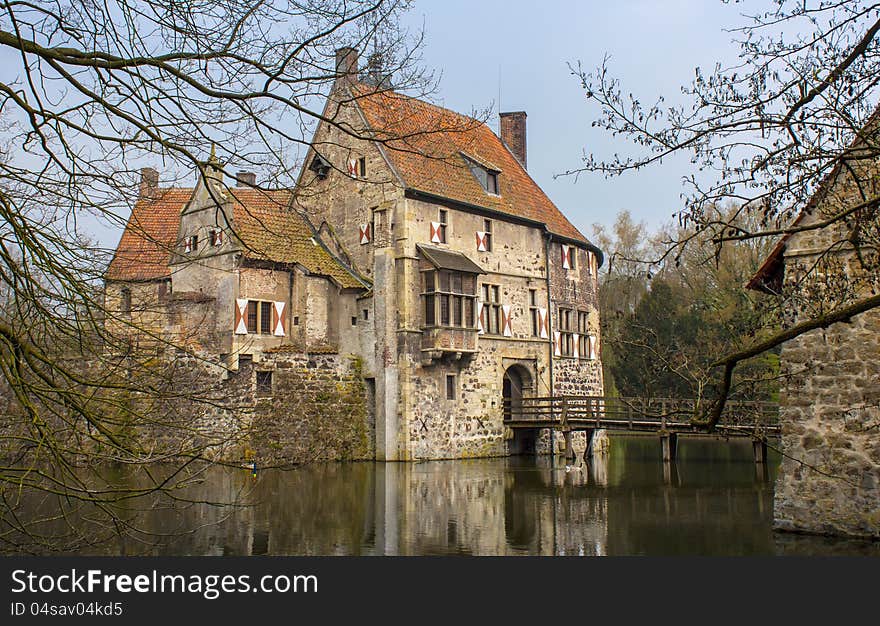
[13,435,878,555]
[72,434,875,556]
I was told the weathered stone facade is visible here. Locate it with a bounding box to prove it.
[293,49,605,461]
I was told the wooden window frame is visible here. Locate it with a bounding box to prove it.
[577,310,589,359]
[529,289,540,337]
[422,270,476,329]
[558,306,574,357]
[481,283,503,335]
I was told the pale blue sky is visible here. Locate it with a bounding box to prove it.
[403,0,745,237]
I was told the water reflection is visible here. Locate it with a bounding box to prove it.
[7,436,879,556]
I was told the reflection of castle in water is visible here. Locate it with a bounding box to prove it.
[14,436,799,555]
[117,436,777,556]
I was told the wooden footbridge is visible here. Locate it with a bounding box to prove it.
[503,395,780,473]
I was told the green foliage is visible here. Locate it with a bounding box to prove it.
[595,208,782,402]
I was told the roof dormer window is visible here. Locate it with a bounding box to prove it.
[463,154,500,195]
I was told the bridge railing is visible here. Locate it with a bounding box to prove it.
[502,395,779,430]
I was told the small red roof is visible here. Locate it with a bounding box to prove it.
[106,188,191,281]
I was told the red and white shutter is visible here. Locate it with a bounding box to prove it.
[553,331,562,357]
[561,244,571,270]
[538,308,549,339]
[234,298,249,334]
[476,300,484,334]
[348,157,358,178]
[184,237,192,253]
[589,334,599,360]
[572,333,580,359]
[502,304,513,337]
[359,223,371,245]
[476,231,488,252]
[586,250,593,275]
[216,230,224,246]
[273,301,286,336]
[430,222,442,243]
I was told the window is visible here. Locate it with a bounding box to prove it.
[558,307,574,357]
[256,371,273,396]
[210,229,223,246]
[438,209,448,243]
[562,244,576,270]
[423,270,477,328]
[446,374,456,400]
[293,316,300,326]
[190,234,198,252]
[464,155,500,195]
[578,311,589,358]
[121,288,131,314]
[529,289,539,337]
[481,283,502,335]
[483,219,493,252]
[359,157,367,177]
[352,316,358,326]
[260,302,272,334]
[486,171,498,194]
[363,309,369,320]
[245,300,278,335]
[247,301,258,333]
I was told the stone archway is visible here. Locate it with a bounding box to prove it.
[503,364,535,454]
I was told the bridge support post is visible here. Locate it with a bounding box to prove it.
[660,432,678,463]
[753,438,769,481]
[563,429,576,464]
[583,429,595,461]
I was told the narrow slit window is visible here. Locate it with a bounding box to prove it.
[446,374,456,401]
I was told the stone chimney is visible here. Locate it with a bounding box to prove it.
[500,111,527,170]
[335,47,359,85]
[139,167,159,199]
[235,171,256,187]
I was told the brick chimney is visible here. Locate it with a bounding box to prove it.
[335,47,358,85]
[139,167,159,198]
[235,171,256,187]
[500,111,527,170]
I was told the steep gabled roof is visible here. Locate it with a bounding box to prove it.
[351,85,590,244]
[106,188,191,281]
[229,188,365,288]
[107,185,365,289]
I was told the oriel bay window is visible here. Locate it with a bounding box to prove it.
[423,270,477,328]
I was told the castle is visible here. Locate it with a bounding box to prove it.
[105,48,604,462]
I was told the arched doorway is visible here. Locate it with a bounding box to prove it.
[503,364,535,455]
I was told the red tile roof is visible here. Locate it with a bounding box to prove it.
[106,188,191,281]
[352,85,589,244]
[107,186,364,289]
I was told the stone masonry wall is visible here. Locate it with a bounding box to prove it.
[773,156,880,538]
[774,305,880,538]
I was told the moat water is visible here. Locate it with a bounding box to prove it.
[13,435,880,555]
